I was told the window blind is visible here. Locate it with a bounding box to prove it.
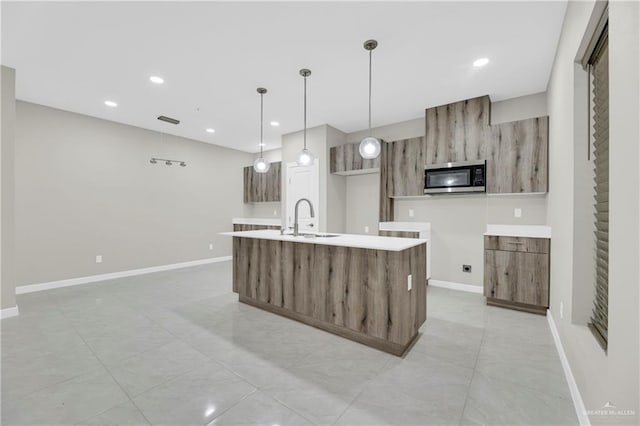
[587,28,609,351]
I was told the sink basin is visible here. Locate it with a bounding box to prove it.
[301,233,340,238]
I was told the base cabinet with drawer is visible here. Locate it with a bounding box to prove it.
[484,235,550,314]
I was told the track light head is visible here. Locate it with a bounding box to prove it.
[150,158,157,164]
[180,162,186,167]
[165,161,172,166]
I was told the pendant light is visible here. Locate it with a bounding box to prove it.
[296,68,315,167]
[253,87,271,173]
[359,39,381,160]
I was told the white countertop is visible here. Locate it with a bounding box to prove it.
[484,224,552,238]
[232,218,282,226]
[220,229,427,252]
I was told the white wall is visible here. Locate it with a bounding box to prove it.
[1,66,16,309]
[547,0,639,422]
[15,101,252,286]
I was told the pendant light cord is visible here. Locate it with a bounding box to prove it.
[260,92,264,157]
[303,75,307,150]
[368,48,372,137]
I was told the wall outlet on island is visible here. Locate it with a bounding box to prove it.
[514,208,522,218]
[408,208,415,218]
[209,243,213,251]
[95,255,103,264]
[273,209,278,216]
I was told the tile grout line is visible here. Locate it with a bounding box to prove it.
[457,310,489,426]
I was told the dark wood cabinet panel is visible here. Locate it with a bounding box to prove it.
[386,137,425,197]
[379,141,395,222]
[233,224,281,232]
[484,235,550,314]
[243,161,281,203]
[487,117,549,193]
[425,96,491,165]
[379,230,420,238]
[484,235,550,254]
[233,236,426,355]
[330,143,380,175]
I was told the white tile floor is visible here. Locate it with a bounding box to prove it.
[1,262,578,425]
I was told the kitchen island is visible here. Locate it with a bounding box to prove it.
[221,229,427,356]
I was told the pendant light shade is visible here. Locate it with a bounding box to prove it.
[254,87,271,173]
[358,39,381,160]
[296,69,315,167]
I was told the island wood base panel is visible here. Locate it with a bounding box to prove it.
[232,237,427,356]
[239,295,419,356]
[486,297,547,315]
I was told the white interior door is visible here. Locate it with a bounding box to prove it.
[286,160,319,232]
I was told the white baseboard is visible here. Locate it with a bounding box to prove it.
[15,256,232,295]
[547,309,590,426]
[429,279,483,294]
[1,305,19,319]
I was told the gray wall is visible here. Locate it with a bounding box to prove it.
[344,93,549,286]
[1,66,16,308]
[15,101,252,286]
[547,0,639,422]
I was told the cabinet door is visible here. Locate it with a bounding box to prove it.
[425,96,490,164]
[243,162,281,203]
[484,250,549,307]
[387,137,425,197]
[330,143,380,175]
[487,117,549,193]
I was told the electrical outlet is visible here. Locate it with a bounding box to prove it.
[514,208,522,218]
[209,243,213,250]
[560,302,564,319]
[462,264,472,273]
[408,208,415,218]
[273,209,278,216]
[95,255,103,264]
[364,226,369,233]
[407,274,413,291]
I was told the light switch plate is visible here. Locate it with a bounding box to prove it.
[95,255,103,264]
[514,208,522,218]
[209,243,213,250]
[409,208,415,218]
[364,226,369,233]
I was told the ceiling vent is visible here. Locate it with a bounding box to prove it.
[157,115,180,125]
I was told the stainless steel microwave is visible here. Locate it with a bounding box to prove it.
[424,160,486,194]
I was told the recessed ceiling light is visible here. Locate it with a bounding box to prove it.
[473,58,490,67]
[104,100,118,107]
[270,121,280,127]
[206,128,215,133]
[149,75,164,84]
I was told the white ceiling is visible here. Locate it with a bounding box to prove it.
[1,1,567,153]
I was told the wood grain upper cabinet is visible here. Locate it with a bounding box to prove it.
[425,96,491,165]
[487,117,549,193]
[330,142,380,175]
[243,161,281,203]
[386,137,425,197]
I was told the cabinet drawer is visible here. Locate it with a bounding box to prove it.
[484,235,549,254]
[379,230,420,238]
[484,250,549,307]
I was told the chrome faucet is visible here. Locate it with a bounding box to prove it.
[293,198,315,236]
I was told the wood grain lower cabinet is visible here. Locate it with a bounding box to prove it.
[378,230,420,238]
[243,161,281,203]
[484,235,550,314]
[233,224,281,232]
[232,236,427,356]
[330,143,380,175]
[387,137,425,197]
[487,117,549,193]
